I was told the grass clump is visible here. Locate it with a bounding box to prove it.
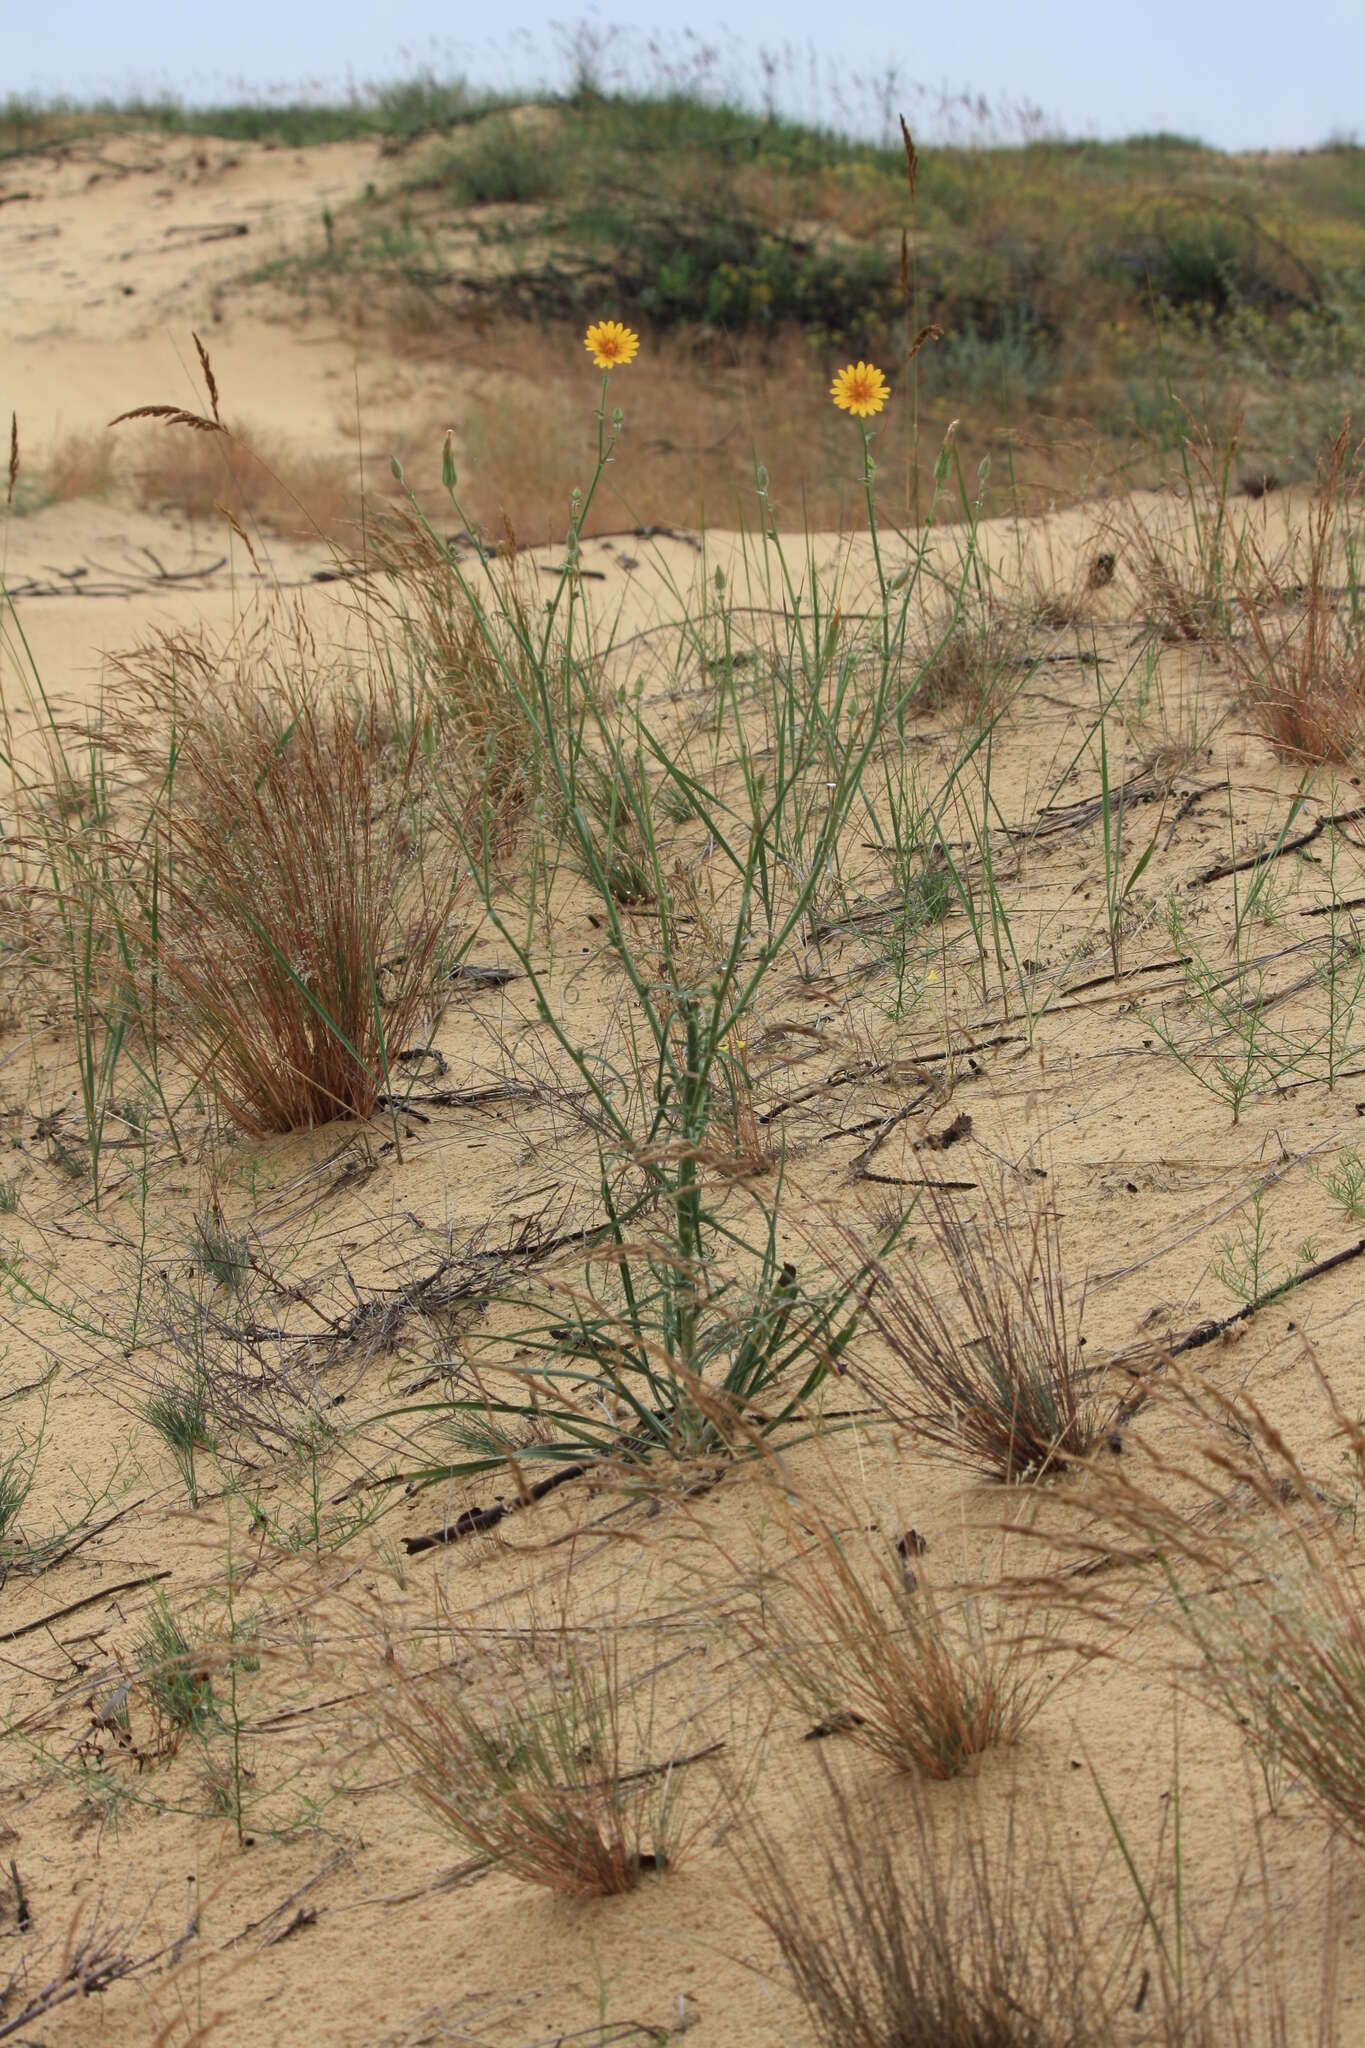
[446,115,555,205]
[1319,1146,1365,1222]
[129,419,361,543]
[446,1178,866,1478]
[554,743,661,907]
[379,1635,694,1894]
[749,1769,1108,2048]
[1235,416,1365,762]
[1088,1367,1365,1852]
[1121,406,1257,644]
[112,634,467,1134]
[189,1199,250,1293]
[838,1179,1098,1480]
[734,1493,1046,1777]
[0,1437,37,1545]
[364,505,541,824]
[6,430,117,517]
[146,1376,214,1508]
[911,597,1026,723]
[750,1752,1338,2048]
[136,1595,215,1753]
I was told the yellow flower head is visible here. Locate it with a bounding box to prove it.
[830,361,889,418]
[584,320,640,371]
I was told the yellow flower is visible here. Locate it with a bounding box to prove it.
[584,320,640,370]
[830,361,889,417]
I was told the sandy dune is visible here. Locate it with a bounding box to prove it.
[1,130,1363,2048]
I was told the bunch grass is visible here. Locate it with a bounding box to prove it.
[836,1178,1099,1480]
[378,1633,699,1895]
[110,634,468,1134]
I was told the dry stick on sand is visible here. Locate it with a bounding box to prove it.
[0,1890,167,2041]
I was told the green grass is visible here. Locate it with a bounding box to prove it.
[0,75,499,156]
[138,1595,214,1744]
[13,75,1364,347]
[7,71,1364,503]
[387,94,1365,361]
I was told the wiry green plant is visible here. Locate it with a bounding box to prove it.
[1317,1146,1365,1223]
[146,1375,214,1508]
[374,341,964,1485]
[0,1434,38,1547]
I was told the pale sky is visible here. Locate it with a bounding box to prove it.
[10,2,1362,153]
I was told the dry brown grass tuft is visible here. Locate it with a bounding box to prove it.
[747,1756,1340,2048]
[109,628,466,1133]
[30,429,118,511]
[362,505,545,827]
[1,426,117,515]
[1234,418,1365,762]
[731,1484,1047,1778]
[130,417,361,542]
[1069,1361,1365,1853]
[836,1178,1099,1480]
[748,1763,1111,2048]
[377,1631,704,1895]
[909,595,1027,723]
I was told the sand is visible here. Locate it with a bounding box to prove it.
[1,129,1363,2048]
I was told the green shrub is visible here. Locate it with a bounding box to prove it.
[605,208,895,339]
[1119,221,1304,319]
[448,119,553,205]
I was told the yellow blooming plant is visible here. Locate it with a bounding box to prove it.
[365,302,957,1482]
[830,361,889,418]
[584,320,640,370]
[551,321,644,597]
[831,361,893,657]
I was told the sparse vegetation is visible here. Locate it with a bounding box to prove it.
[835,1179,1099,1480]
[378,1633,699,1894]
[1069,1366,1365,1857]
[1,54,1363,2048]
[732,1488,1047,1776]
